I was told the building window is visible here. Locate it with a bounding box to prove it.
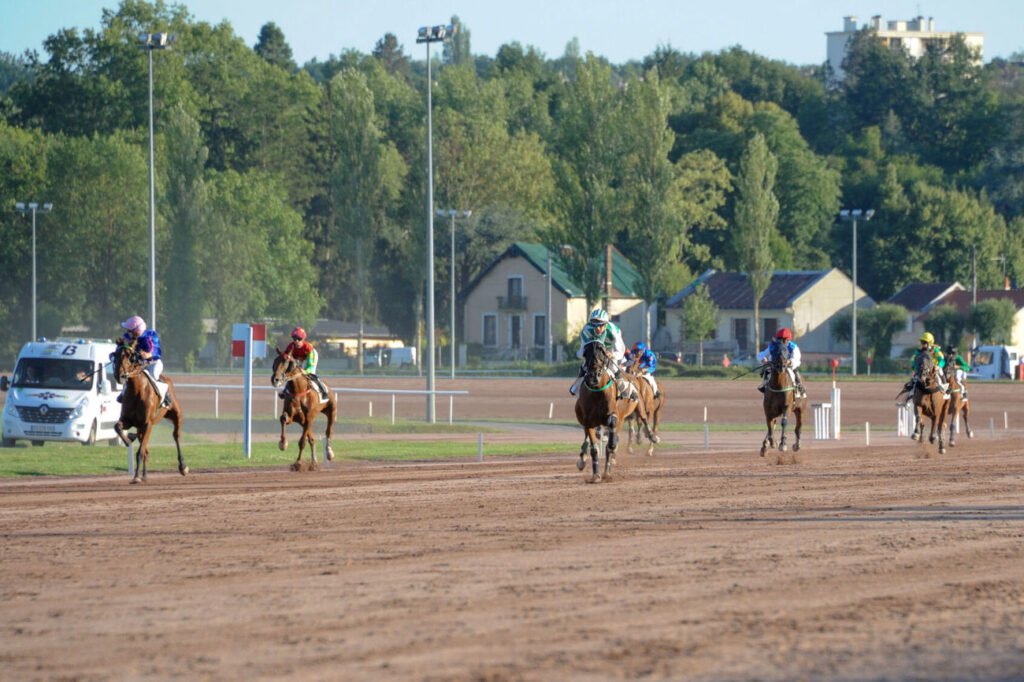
[533,314,546,348]
[506,276,524,308]
[763,318,778,343]
[510,315,522,348]
[483,314,497,347]
[734,318,749,352]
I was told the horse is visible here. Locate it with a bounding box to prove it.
[271,348,337,470]
[111,343,188,484]
[909,351,948,453]
[944,363,973,446]
[624,356,660,456]
[760,354,807,458]
[574,341,624,482]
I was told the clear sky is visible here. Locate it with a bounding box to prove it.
[2,0,1022,67]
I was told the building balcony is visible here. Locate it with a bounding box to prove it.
[497,295,528,310]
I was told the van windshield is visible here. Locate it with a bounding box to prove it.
[973,351,993,365]
[13,359,95,390]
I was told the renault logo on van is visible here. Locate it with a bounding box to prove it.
[39,404,49,417]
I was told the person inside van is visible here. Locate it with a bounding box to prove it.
[21,365,41,385]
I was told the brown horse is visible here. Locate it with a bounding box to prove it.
[910,351,948,453]
[111,343,188,484]
[760,355,807,457]
[271,349,337,470]
[944,364,973,446]
[624,358,660,456]
[574,341,623,482]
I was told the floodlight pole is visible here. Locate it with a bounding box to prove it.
[418,23,455,423]
[438,208,471,378]
[139,32,175,328]
[839,208,874,376]
[15,201,52,341]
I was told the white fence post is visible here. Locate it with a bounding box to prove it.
[391,394,396,425]
[831,384,841,440]
[214,388,219,419]
[813,402,833,440]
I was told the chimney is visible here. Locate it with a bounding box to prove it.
[871,15,882,31]
[844,16,858,32]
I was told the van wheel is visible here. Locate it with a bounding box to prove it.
[31,440,45,447]
[82,421,97,446]
[2,438,15,448]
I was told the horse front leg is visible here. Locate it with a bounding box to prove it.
[911,404,923,441]
[760,417,775,457]
[167,405,188,476]
[962,405,974,439]
[324,400,336,461]
[278,408,291,451]
[778,407,790,452]
[585,426,600,482]
[792,405,803,452]
[577,434,589,471]
[133,425,152,483]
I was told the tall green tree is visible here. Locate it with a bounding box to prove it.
[859,303,907,361]
[734,132,778,348]
[544,53,623,310]
[925,304,966,349]
[681,284,718,366]
[160,104,207,367]
[253,22,295,71]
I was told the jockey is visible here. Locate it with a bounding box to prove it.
[282,326,328,400]
[910,332,948,392]
[569,308,636,401]
[118,315,170,407]
[625,341,660,399]
[944,344,970,398]
[756,328,805,397]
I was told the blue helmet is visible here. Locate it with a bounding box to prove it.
[634,342,646,352]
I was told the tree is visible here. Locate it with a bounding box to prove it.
[925,304,966,349]
[544,53,623,310]
[681,284,718,367]
[969,299,1017,345]
[160,104,208,367]
[859,303,907,361]
[443,16,472,67]
[254,22,296,72]
[371,33,410,79]
[734,132,778,347]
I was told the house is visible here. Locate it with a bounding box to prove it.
[461,243,646,361]
[310,320,404,358]
[826,15,983,85]
[660,269,874,360]
[886,282,964,356]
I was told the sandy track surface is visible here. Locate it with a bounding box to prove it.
[3,382,1024,681]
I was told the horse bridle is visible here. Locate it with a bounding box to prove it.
[114,346,145,382]
[583,342,614,391]
[765,357,796,394]
[272,355,302,388]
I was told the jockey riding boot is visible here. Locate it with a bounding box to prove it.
[310,373,328,400]
[569,365,585,396]
[794,370,806,397]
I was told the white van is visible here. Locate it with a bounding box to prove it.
[363,346,417,368]
[969,345,1020,380]
[1,338,121,447]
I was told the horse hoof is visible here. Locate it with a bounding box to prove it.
[939,446,946,454]
[652,435,661,444]
[278,440,287,451]
[759,446,767,457]
[911,434,920,441]
[928,435,936,444]
[779,444,788,453]
[130,476,141,485]
[968,431,975,439]
[326,448,335,462]
[792,443,800,453]
[588,474,602,484]
[576,457,586,471]
[179,466,189,476]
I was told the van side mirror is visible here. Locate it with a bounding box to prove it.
[0,376,8,391]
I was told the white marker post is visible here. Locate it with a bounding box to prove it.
[242,324,253,459]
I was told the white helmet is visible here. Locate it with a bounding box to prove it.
[589,308,610,324]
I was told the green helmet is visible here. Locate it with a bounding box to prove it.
[589,308,610,324]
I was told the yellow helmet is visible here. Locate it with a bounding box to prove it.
[919,332,934,344]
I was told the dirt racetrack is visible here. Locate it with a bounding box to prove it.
[2,377,1024,680]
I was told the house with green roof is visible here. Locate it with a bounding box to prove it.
[462,243,646,360]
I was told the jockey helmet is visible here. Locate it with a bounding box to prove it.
[776,327,793,341]
[634,341,646,352]
[946,346,957,355]
[291,326,307,341]
[589,308,610,324]
[919,332,935,344]
[121,315,147,335]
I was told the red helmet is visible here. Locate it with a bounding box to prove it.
[291,326,307,341]
[776,328,793,341]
